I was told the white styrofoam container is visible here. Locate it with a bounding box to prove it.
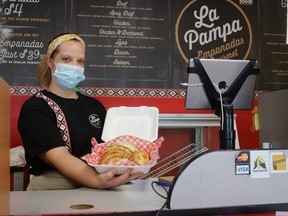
[101,106,159,142]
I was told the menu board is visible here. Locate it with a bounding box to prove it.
[0,0,67,86]
[1,0,284,91]
[72,0,170,88]
[258,0,288,90]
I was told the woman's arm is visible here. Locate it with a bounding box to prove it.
[41,146,144,189]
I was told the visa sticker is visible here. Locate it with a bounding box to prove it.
[236,164,250,175]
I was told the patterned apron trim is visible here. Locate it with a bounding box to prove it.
[36,92,72,153]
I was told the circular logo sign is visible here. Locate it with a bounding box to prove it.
[176,0,252,62]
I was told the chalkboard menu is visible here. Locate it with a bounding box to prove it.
[258,0,288,91]
[0,0,67,86]
[72,0,170,88]
[1,0,284,91]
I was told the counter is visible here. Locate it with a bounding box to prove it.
[10,179,285,216]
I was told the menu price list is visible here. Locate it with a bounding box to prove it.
[258,0,288,90]
[73,0,171,88]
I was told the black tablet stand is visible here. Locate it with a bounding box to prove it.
[187,58,259,149]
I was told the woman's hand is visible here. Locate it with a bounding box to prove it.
[95,168,144,189]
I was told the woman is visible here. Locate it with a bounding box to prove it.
[18,33,143,190]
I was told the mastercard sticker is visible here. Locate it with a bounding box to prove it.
[235,151,250,175]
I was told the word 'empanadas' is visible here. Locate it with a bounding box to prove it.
[99,141,150,166]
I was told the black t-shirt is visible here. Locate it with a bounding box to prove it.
[18,90,106,175]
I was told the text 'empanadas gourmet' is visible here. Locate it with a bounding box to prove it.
[99,141,150,166]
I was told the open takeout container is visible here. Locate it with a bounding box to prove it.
[101,106,159,142]
[82,106,163,174]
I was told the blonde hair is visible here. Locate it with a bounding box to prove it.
[37,55,52,89]
[37,33,85,88]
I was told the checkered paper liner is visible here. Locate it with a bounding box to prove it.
[82,135,164,168]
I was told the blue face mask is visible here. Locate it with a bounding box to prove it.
[52,62,85,90]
